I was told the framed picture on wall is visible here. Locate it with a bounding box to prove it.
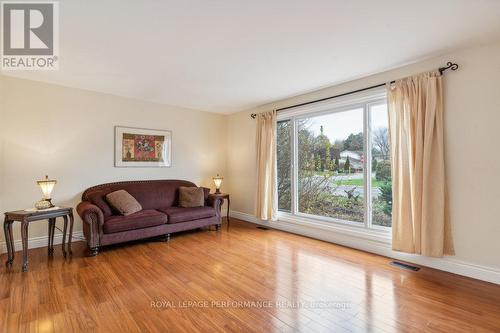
[115,126,172,167]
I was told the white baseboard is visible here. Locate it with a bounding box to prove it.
[1,231,84,254]
[230,210,500,285]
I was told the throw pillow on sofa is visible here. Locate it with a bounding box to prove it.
[106,190,142,216]
[179,187,205,208]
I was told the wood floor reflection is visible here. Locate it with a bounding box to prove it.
[1,218,499,332]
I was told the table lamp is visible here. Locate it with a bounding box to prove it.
[212,174,223,194]
[35,175,57,210]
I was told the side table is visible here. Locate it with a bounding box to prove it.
[210,193,230,230]
[4,206,74,272]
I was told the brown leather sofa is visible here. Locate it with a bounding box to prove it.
[76,180,222,255]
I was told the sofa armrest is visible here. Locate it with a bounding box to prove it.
[76,201,104,248]
[207,194,223,215]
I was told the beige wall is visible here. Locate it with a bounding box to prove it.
[0,75,227,243]
[227,42,500,270]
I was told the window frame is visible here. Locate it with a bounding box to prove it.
[276,87,391,233]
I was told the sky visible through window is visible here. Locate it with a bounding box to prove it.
[308,104,388,141]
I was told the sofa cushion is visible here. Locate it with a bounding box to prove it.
[106,190,142,216]
[159,206,216,224]
[178,187,205,208]
[103,209,168,234]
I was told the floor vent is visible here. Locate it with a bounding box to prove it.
[256,226,269,230]
[390,261,420,271]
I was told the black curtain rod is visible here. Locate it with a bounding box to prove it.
[250,62,458,118]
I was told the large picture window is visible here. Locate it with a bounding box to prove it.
[277,89,392,229]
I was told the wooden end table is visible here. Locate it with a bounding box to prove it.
[211,193,230,230]
[4,206,74,272]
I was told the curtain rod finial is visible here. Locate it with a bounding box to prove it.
[251,113,257,119]
[439,61,459,75]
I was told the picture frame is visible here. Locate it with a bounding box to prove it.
[114,126,172,167]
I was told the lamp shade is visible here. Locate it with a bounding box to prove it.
[37,175,57,199]
[212,174,223,193]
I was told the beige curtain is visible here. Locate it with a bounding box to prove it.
[255,110,278,221]
[388,71,454,257]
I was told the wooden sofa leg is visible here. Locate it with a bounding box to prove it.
[89,247,99,256]
[215,224,221,231]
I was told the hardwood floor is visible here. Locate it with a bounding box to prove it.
[1,218,500,332]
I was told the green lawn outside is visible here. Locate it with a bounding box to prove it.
[310,171,386,188]
[333,177,384,188]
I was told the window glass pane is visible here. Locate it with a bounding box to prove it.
[371,104,392,227]
[297,108,364,223]
[277,120,292,212]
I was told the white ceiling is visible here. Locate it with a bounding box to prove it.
[4,0,500,114]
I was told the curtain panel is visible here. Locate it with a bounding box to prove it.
[388,71,454,257]
[255,110,278,221]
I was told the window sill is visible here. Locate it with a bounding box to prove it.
[277,211,391,244]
